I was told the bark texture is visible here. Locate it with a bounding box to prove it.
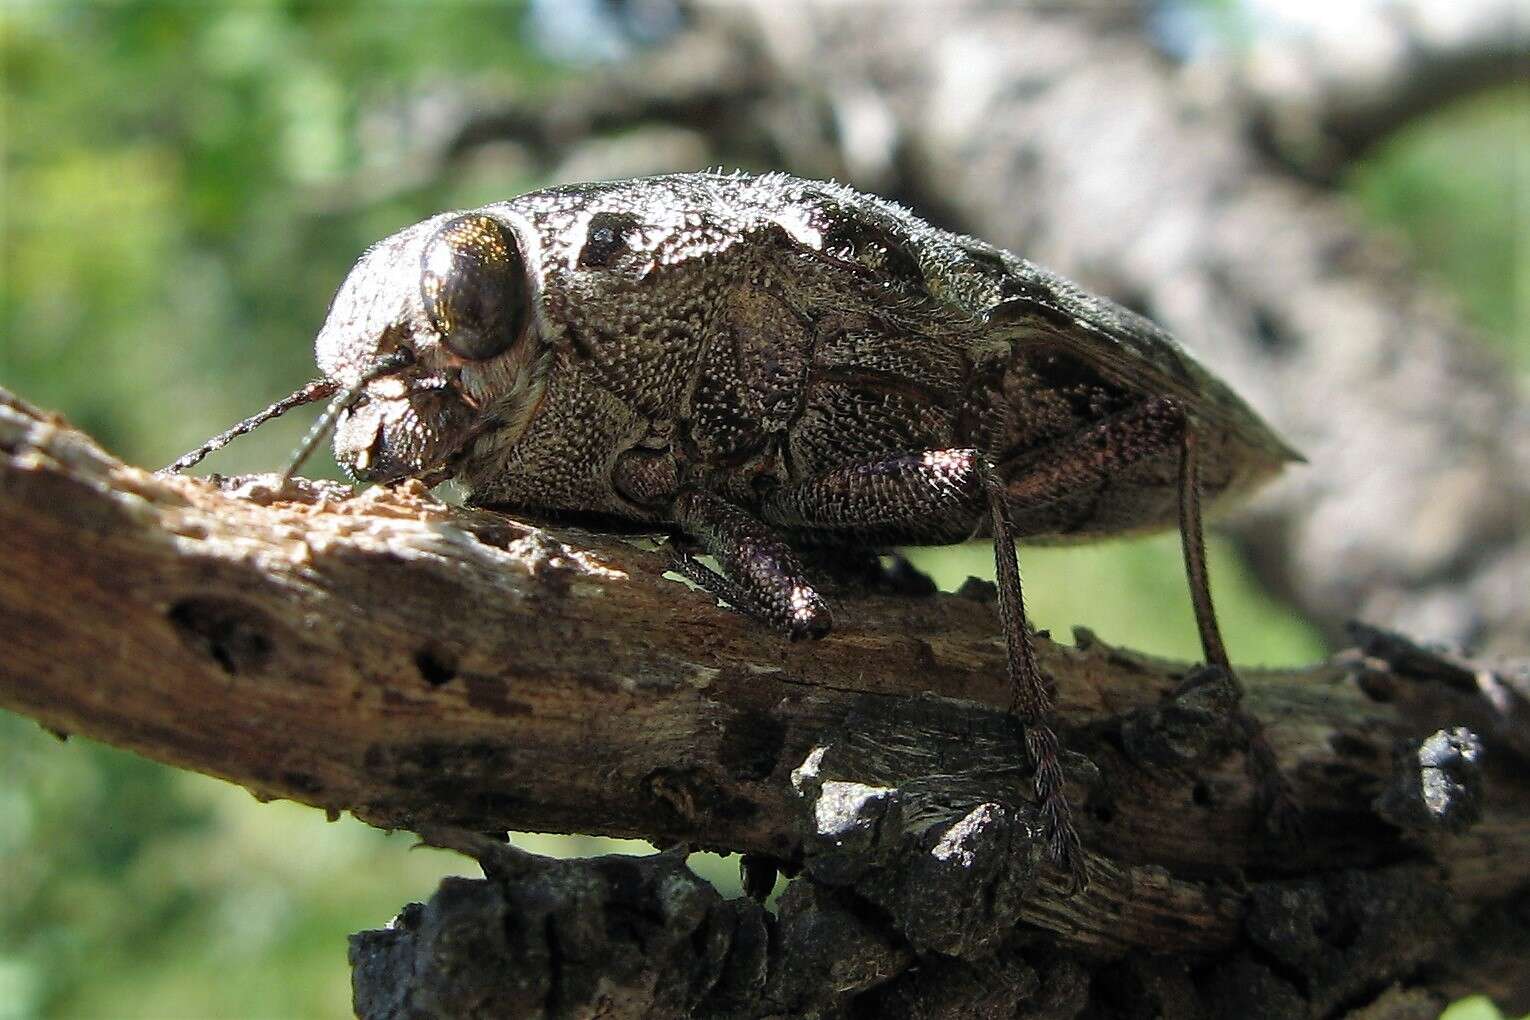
[3,389,1528,1018]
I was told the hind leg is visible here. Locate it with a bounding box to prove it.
[1178,429,1300,836]
[1001,397,1299,834]
[763,449,1087,892]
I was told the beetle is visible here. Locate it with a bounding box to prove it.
[169,170,1302,891]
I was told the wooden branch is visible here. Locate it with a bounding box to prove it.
[3,387,1527,1017]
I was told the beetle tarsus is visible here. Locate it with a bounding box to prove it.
[671,491,832,641]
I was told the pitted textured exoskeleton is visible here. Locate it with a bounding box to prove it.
[169,171,1303,892]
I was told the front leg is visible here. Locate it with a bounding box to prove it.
[671,489,832,641]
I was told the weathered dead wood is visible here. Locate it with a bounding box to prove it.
[3,387,1528,1017]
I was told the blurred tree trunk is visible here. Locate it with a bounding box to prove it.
[436,0,1529,658]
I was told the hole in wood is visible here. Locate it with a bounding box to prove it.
[167,597,275,676]
[415,646,458,686]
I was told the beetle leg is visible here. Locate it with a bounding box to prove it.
[982,459,1089,893]
[762,450,1088,893]
[1000,396,1184,510]
[1179,429,1301,837]
[1177,428,1231,671]
[671,489,832,641]
[1003,397,1299,836]
[763,449,985,530]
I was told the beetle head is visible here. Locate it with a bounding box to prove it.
[315,209,550,484]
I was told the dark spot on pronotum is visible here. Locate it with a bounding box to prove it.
[168,597,274,675]
[1192,781,1213,807]
[415,646,458,687]
[578,211,641,269]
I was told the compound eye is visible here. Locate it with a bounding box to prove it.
[420,213,529,361]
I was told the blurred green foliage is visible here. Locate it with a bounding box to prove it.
[2,0,554,474]
[1,3,1524,1017]
[1349,84,1530,370]
[1444,997,1524,1020]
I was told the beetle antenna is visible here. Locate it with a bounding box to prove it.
[163,378,341,474]
[281,349,414,482]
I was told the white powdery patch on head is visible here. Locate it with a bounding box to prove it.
[789,584,818,619]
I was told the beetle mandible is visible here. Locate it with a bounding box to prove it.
[169,171,1303,891]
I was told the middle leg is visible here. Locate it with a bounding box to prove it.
[671,488,833,642]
